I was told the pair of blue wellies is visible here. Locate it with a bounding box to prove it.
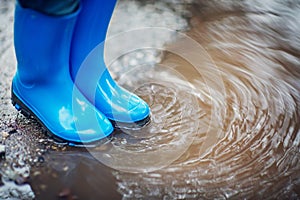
[12,0,150,145]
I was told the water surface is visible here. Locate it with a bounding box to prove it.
[0,0,300,199]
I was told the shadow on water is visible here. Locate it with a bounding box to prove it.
[1,0,300,199]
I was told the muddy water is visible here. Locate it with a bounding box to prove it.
[1,0,300,199]
[105,0,300,199]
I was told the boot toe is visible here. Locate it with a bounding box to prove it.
[127,99,150,122]
[107,97,150,124]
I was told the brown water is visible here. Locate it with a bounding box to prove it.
[107,1,300,199]
[1,0,300,199]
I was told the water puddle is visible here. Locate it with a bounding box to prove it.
[87,63,204,173]
[1,0,300,199]
[109,0,300,199]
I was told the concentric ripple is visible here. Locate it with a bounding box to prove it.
[111,1,300,199]
[88,64,206,172]
[113,60,300,200]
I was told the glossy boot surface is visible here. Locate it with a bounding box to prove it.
[70,0,150,125]
[12,4,113,145]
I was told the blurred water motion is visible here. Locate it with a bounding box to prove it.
[111,0,300,199]
[0,0,300,199]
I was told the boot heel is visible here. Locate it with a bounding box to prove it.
[11,90,106,147]
[12,90,69,144]
[11,91,32,118]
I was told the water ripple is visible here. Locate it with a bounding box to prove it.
[112,0,300,199]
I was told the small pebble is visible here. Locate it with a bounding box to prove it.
[63,166,69,172]
[51,146,58,150]
[0,144,6,159]
[14,175,29,185]
[33,171,41,177]
[58,188,71,198]
[40,184,47,190]
[38,139,45,143]
[58,188,78,200]
[8,128,17,134]
[37,156,44,163]
[1,131,9,139]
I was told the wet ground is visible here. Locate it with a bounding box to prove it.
[1,0,300,199]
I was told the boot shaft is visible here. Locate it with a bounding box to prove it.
[70,0,117,76]
[14,3,79,85]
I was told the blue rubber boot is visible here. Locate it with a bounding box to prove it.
[12,4,113,145]
[70,0,150,126]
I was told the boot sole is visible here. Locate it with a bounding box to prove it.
[110,115,151,130]
[11,89,109,147]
